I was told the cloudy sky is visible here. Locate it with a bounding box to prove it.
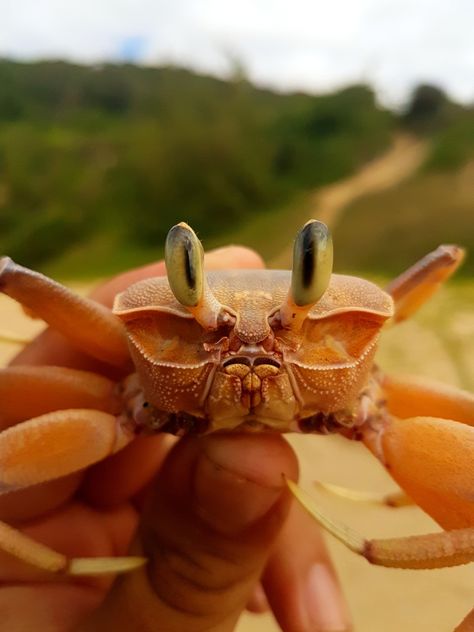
[2,0,473,107]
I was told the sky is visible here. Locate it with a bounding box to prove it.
[1,0,474,107]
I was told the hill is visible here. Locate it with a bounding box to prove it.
[0,60,393,275]
[333,86,474,277]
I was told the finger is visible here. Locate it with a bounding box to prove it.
[0,503,137,630]
[82,433,298,632]
[205,246,264,270]
[0,473,82,522]
[0,585,103,632]
[246,582,269,614]
[263,501,352,632]
[0,501,137,586]
[81,434,176,508]
[9,328,119,374]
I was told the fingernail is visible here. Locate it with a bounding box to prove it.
[193,436,284,534]
[305,563,352,631]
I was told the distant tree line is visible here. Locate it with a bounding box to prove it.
[0,60,393,267]
[402,84,474,170]
[0,61,471,270]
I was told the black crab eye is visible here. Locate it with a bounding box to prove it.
[165,222,204,307]
[291,220,333,306]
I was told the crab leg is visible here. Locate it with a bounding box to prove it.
[287,480,474,569]
[0,408,143,574]
[289,411,474,571]
[382,374,474,426]
[314,378,474,509]
[0,519,145,576]
[314,481,413,507]
[0,366,121,428]
[363,415,474,530]
[0,409,132,493]
[386,244,465,323]
[0,257,129,367]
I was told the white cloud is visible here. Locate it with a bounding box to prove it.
[1,0,473,106]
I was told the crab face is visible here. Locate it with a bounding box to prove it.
[113,223,393,433]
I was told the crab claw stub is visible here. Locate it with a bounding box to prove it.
[280,220,334,330]
[165,222,234,330]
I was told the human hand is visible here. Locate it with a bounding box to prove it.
[2,246,351,632]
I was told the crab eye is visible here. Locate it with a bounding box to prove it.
[165,222,204,307]
[291,220,333,306]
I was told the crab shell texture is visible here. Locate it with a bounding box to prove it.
[114,270,393,433]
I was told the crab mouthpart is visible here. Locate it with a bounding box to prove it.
[222,357,280,409]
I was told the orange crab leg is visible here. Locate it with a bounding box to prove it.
[288,480,474,569]
[289,409,474,574]
[0,366,121,428]
[0,409,143,574]
[0,519,145,576]
[386,244,465,323]
[364,416,474,530]
[383,374,474,426]
[321,377,474,510]
[0,257,129,367]
[314,481,413,507]
[0,409,132,493]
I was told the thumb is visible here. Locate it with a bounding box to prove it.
[84,433,298,632]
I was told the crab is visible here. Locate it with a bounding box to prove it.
[0,220,474,629]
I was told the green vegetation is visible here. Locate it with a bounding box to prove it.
[403,83,474,172]
[0,60,393,275]
[333,84,474,277]
[333,168,474,276]
[0,63,472,278]
[424,114,474,172]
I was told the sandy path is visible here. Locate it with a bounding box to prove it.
[270,134,428,268]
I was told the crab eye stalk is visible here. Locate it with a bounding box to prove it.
[165,222,234,330]
[279,220,333,330]
[292,220,333,306]
[165,222,204,307]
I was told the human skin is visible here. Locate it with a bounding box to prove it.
[2,246,351,632]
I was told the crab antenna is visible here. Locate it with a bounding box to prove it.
[279,220,333,331]
[165,222,232,330]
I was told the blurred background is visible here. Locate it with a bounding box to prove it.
[1,1,474,630]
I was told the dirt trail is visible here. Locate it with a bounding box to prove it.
[270,134,428,268]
